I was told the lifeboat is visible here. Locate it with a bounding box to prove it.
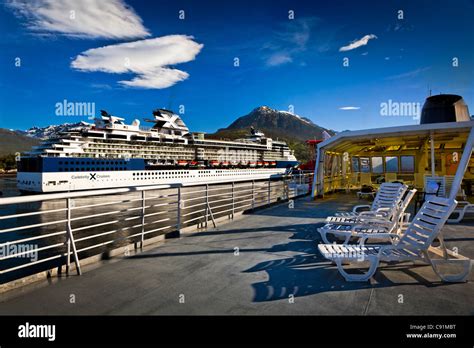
[209,160,220,167]
[270,161,277,167]
[263,161,269,167]
[248,161,257,168]
[177,160,188,167]
[221,161,229,167]
[256,161,264,167]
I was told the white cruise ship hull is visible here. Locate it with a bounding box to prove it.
[17,168,288,193]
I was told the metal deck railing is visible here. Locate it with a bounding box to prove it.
[0,173,312,285]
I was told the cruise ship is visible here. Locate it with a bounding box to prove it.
[17,109,298,192]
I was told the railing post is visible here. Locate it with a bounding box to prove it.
[205,184,209,228]
[66,204,71,275]
[140,190,145,248]
[66,198,81,276]
[231,182,235,219]
[267,179,271,205]
[177,186,181,234]
[252,180,255,210]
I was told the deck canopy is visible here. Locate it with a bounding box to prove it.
[312,120,474,199]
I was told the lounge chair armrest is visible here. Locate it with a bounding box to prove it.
[359,233,399,245]
[352,205,371,213]
[359,207,391,218]
[357,217,391,225]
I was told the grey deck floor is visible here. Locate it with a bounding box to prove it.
[1,194,473,315]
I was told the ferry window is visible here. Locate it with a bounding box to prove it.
[400,156,415,172]
[351,157,360,172]
[360,157,370,173]
[385,156,398,172]
[371,157,383,173]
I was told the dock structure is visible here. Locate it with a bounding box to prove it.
[0,192,473,315]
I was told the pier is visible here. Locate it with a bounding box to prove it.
[1,187,473,315]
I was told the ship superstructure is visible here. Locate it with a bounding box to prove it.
[17,109,298,192]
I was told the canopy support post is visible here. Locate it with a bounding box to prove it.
[449,127,474,200]
[430,130,436,177]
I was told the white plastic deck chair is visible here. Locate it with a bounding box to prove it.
[318,189,417,244]
[318,197,472,282]
[332,182,408,221]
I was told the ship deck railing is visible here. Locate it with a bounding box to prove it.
[0,173,313,289]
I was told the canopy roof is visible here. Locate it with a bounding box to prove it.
[317,120,474,154]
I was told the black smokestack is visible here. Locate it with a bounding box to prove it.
[420,94,471,124]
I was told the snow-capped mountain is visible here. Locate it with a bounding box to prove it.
[16,121,91,140]
[214,106,333,142]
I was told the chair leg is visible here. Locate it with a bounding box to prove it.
[423,251,472,283]
[318,228,333,244]
[335,256,379,282]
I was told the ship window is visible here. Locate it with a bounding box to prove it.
[59,161,63,165]
[64,161,68,165]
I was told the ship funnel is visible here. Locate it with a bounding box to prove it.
[420,94,471,124]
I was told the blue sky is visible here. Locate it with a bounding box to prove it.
[0,0,473,133]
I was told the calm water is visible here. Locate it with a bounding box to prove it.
[0,175,20,198]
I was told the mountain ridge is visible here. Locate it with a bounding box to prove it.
[208,106,333,161]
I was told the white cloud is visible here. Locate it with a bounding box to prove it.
[6,0,149,39]
[339,34,377,52]
[71,35,203,89]
[264,17,318,67]
[339,106,360,110]
[386,66,431,80]
[266,53,293,67]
